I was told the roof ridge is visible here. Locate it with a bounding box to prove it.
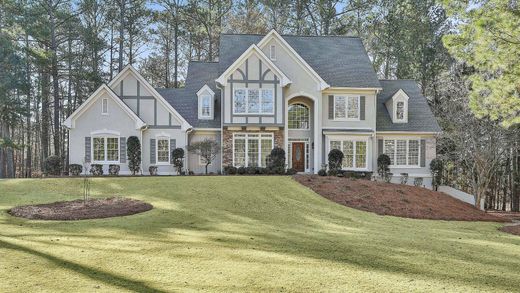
[220,33,360,39]
[379,79,418,81]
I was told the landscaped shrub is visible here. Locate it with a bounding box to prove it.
[90,164,103,176]
[149,166,158,176]
[400,173,409,185]
[109,165,120,176]
[286,168,297,175]
[237,166,246,175]
[224,165,237,175]
[246,166,257,175]
[127,136,141,175]
[384,172,393,183]
[328,149,343,172]
[414,177,424,187]
[267,167,276,175]
[268,147,286,169]
[69,164,82,176]
[172,148,184,175]
[327,169,338,177]
[430,158,443,191]
[377,154,391,180]
[43,155,61,176]
[318,169,327,176]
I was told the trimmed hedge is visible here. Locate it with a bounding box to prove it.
[69,164,82,176]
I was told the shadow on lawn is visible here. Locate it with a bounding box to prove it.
[0,238,167,293]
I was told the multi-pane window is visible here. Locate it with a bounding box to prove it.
[288,103,310,129]
[334,95,359,120]
[92,137,119,163]
[396,101,405,120]
[157,139,170,163]
[102,98,108,114]
[383,139,420,166]
[201,95,211,118]
[233,133,273,167]
[329,139,367,170]
[234,89,274,114]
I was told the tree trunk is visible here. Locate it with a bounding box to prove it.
[119,0,125,72]
[25,33,32,178]
[41,68,50,162]
[50,5,61,158]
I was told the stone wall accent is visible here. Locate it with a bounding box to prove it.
[222,128,284,167]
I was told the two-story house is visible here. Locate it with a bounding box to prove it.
[64,30,441,185]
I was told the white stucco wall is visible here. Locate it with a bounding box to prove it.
[187,131,222,174]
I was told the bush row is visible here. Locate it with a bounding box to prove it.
[223,165,297,176]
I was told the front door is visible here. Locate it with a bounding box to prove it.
[292,142,305,172]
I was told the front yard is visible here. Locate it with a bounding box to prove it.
[0,176,519,292]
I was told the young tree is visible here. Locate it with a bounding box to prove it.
[127,136,141,175]
[172,147,184,174]
[187,138,219,174]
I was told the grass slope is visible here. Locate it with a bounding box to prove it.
[0,177,519,292]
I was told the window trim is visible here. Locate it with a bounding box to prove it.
[327,137,368,171]
[333,95,360,121]
[101,98,108,115]
[383,138,421,168]
[233,88,275,115]
[156,137,170,165]
[269,44,276,61]
[232,133,274,167]
[288,103,310,130]
[199,94,212,119]
[91,136,120,164]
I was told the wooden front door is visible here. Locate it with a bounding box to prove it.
[292,142,305,172]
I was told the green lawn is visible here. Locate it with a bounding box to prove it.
[0,177,519,292]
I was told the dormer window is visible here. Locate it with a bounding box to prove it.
[197,84,215,120]
[396,101,405,120]
[386,89,409,123]
[269,45,276,61]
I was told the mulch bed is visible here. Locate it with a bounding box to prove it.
[293,175,508,222]
[499,225,520,236]
[8,197,153,220]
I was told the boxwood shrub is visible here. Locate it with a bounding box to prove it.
[69,164,82,176]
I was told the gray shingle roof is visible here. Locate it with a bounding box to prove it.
[156,62,221,128]
[376,80,441,132]
[219,34,381,88]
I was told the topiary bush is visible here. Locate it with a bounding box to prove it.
[172,148,184,175]
[286,168,297,175]
[318,169,327,176]
[127,136,141,175]
[224,165,237,175]
[268,147,286,170]
[377,154,391,180]
[149,166,158,176]
[90,164,103,176]
[69,164,82,176]
[237,166,246,175]
[400,173,409,185]
[43,155,61,176]
[414,177,423,187]
[327,169,338,176]
[430,158,443,191]
[328,149,344,172]
[109,164,120,176]
[384,172,393,183]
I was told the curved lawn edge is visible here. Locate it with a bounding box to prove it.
[293,175,508,222]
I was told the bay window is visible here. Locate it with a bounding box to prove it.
[329,139,367,169]
[334,95,359,120]
[233,88,274,114]
[92,136,119,163]
[383,139,420,166]
[233,133,273,167]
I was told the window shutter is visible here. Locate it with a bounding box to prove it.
[170,139,176,164]
[150,139,156,164]
[378,139,383,158]
[85,137,91,163]
[120,137,127,163]
[360,96,366,120]
[328,95,334,119]
[420,139,426,167]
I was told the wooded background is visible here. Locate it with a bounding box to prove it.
[0,0,518,211]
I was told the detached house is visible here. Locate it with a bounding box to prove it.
[64,30,441,185]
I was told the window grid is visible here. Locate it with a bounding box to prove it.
[233,89,274,114]
[102,98,108,114]
[233,133,274,167]
[92,136,120,163]
[93,137,105,161]
[288,103,310,129]
[157,139,170,163]
[396,101,405,120]
[329,139,367,170]
[201,95,211,117]
[334,95,360,120]
[106,138,119,161]
[383,139,420,166]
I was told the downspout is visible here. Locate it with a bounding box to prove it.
[185,127,194,174]
[140,125,148,175]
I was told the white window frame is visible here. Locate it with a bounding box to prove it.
[232,133,274,167]
[233,88,274,115]
[288,103,310,130]
[156,137,170,165]
[391,90,409,123]
[101,98,108,115]
[383,138,421,167]
[199,94,212,119]
[269,44,276,61]
[92,136,120,164]
[327,138,368,171]
[333,95,360,121]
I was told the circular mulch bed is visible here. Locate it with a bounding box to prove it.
[499,224,520,236]
[8,197,153,220]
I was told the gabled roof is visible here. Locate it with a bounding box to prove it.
[215,44,291,87]
[377,80,441,132]
[109,65,192,130]
[219,34,381,88]
[386,89,409,103]
[63,84,146,129]
[156,62,221,129]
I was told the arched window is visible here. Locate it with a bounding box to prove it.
[288,103,310,129]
